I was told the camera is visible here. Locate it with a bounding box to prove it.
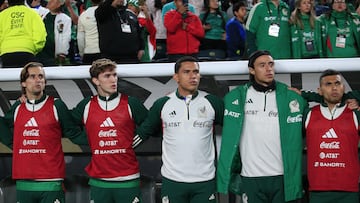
[183,0,188,6]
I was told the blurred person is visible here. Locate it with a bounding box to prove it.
[63,0,82,65]
[134,56,224,203]
[199,0,229,54]
[190,0,205,15]
[217,50,307,203]
[290,0,322,58]
[246,0,292,59]
[305,69,360,203]
[317,0,360,58]
[164,0,205,62]
[147,0,171,60]
[77,0,102,64]
[161,0,196,19]
[95,0,145,64]
[72,58,148,203]
[225,1,247,59]
[3,62,87,203]
[26,0,50,19]
[127,0,157,62]
[0,0,46,68]
[0,0,8,11]
[37,0,72,66]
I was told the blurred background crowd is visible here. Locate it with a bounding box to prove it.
[0,0,360,68]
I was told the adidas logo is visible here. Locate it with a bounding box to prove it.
[132,197,140,203]
[169,110,176,117]
[232,99,239,105]
[25,117,38,127]
[246,99,253,104]
[100,117,115,127]
[322,128,338,138]
[208,194,216,200]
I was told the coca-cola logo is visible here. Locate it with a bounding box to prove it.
[268,111,278,117]
[22,129,40,137]
[98,130,117,137]
[286,114,302,123]
[193,120,212,128]
[320,141,340,149]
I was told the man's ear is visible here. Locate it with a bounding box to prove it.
[173,73,179,83]
[92,77,99,86]
[21,82,26,88]
[317,87,323,96]
[248,67,255,76]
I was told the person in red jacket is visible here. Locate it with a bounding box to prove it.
[305,69,360,203]
[164,0,204,62]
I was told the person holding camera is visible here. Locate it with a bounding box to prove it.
[95,0,145,64]
[164,0,204,62]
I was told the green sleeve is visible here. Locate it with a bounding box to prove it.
[55,99,88,145]
[135,96,169,140]
[128,96,148,126]
[246,30,257,56]
[301,90,322,103]
[290,25,301,59]
[346,90,360,101]
[0,116,13,149]
[205,94,224,126]
[4,100,21,130]
[71,97,92,126]
[314,18,324,58]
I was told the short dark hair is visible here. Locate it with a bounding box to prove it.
[248,50,272,81]
[89,58,117,78]
[319,69,341,84]
[20,62,45,94]
[248,50,272,68]
[174,56,199,73]
[233,1,247,14]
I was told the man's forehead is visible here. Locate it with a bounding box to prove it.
[321,75,342,82]
[28,67,44,74]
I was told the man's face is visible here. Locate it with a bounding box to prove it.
[173,61,200,96]
[318,74,345,105]
[249,55,275,86]
[92,69,118,97]
[22,66,46,99]
[46,0,62,11]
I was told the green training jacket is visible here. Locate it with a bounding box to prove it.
[217,81,307,202]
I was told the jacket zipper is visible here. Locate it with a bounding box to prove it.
[184,95,192,120]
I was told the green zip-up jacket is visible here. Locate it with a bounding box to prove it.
[291,14,322,58]
[246,0,291,59]
[318,11,360,58]
[217,81,307,202]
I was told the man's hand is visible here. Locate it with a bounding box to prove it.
[346,99,360,110]
[288,87,301,95]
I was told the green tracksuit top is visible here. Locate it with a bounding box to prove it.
[217,81,307,202]
[246,0,291,59]
[318,11,360,58]
[291,14,322,58]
